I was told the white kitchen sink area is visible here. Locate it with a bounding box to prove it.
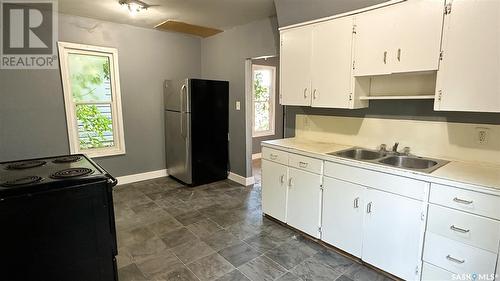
[260,137,500,281]
[330,147,450,174]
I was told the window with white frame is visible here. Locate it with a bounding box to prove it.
[252,64,276,137]
[58,42,125,158]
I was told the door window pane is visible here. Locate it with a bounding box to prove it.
[252,65,276,137]
[68,53,112,102]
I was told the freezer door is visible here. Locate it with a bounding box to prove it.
[165,110,192,184]
[164,79,190,112]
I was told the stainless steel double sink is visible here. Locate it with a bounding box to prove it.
[329,147,449,173]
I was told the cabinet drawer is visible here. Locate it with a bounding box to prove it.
[288,153,322,174]
[262,147,288,165]
[427,205,500,253]
[430,183,500,220]
[421,262,455,281]
[423,232,497,276]
[324,161,428,200]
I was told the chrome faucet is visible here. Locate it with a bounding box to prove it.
[392,142,399,153]
[379,144,388,152]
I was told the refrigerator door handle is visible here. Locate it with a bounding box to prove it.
[180,84,187,138]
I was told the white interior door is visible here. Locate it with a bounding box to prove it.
[311,17,354,108]
[261,160,288,222]
[280,27,312,106]
[391,0,445,73]
[435,0,500,112]
[286,167,321,237]
[353,6,395,76]
[362,188,424,281]
[322,177,364,257]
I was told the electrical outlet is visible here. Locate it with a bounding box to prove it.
[476,127,490,144]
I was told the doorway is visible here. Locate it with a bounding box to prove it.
[246,55,284,181]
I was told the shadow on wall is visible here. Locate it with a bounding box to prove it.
[285,100,500,138]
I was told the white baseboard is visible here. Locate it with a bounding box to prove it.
[117,169,169,185]
[252,153,262,160]
[228,172,255,186]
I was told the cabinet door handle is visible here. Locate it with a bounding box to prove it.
[269,154,278,160]
[299,161,308,168]
[453,197,473,205]
[366,202,372,213]
[450,225,470,234]
[279,175,285,184]
[353,197,359,209]
[313,89,317,100]
[303,88,308,99]
[383,51,387,64]
[288,177,293,188]
[446,255,465,264]
[397,48,401,62]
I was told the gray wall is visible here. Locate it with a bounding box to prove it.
[274,0,388,27]
[284,101,500,138]
[251,56,283,154]
[201,17,280,178]
[0,14,201,177]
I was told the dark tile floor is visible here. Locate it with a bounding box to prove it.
[114,160,393,281]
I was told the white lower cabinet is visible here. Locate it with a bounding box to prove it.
[262,147,500,281]
[286,167,322,238]
[363,188,425,281]
[322,177,425,280]
[421,263,455,281]
[322,177,364,257]
[261,159,288,222]
[423,232,497,276]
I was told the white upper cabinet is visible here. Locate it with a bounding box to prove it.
[311,17,356,108]
[281,18,357,108]
[354,0,445,76]
[280,27,312,106]
[353,6,394,76]
[435,0,500,112]
[391,0,445,73]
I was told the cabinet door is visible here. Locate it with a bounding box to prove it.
[261,159,288,222]
[391,0,445,73]
[280,27,312,106]
[286,167,321,237]
[435,0,500,112]
[353,7,395,76]
[322,177,364,257]
[363,188,424,281]
[311,17,354,108]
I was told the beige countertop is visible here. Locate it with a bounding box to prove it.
[262,138,500,194]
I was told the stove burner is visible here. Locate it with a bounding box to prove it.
[1,176,43,187]
[51,168,93,179]
[6,160,46,170]
[52,155,82,163]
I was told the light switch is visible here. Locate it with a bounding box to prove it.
[236,101,241,110]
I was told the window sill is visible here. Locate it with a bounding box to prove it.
[75,148,126,159]
[253,131,275,138]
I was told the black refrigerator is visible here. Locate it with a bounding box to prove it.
[165,78,229,186]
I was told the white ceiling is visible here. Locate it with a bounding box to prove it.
[58,0,276,31]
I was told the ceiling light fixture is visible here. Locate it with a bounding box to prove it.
[119,0,151,16]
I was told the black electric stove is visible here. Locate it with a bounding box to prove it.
[0,154,118,281]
